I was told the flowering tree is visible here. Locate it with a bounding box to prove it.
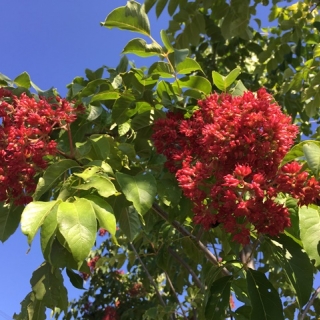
[2,0,320,319]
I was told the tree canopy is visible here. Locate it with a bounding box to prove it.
[2,0,320,319]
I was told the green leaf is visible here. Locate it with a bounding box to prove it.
[225,67,241,88]
[74,174,117,198]
[66,268,84,289]
[176,76,211,95]
[89,134,112,160]
[21,200,61,246]
[299,205,320,267]
[173,48,189,65]
[57,198,97,265]
[160,30,174,53]
[116,172,157,215]
[33,160,80,201]
[30,262,68,311]
[118,205,141,241]
[0,203,23,242]
[205,276,232,319]
[13,292,46,320]
[231,80,248,96]
[87,105,103,121]
[84,195,116,236]
[314,44,320,58]
[176,58,203,75]
[148,62,174,78]
[40,202,59,260]
[90,91,121,103]
[122,38,161,57]
[303,142,320,177]
[14,71,31,88]
[156,0,168,18]
[268,234,313,308]
[101,1,151,37]
[212,69,241,92]
[247,269,284,320]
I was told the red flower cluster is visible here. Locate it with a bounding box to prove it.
[0,88,83,205]
[98,228,108,236]
[102,306,119,320]
[152,88,320,244]
[128,282,144,297]
[87,256,100,271]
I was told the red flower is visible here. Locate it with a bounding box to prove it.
[102,306,119,320]
[153,88,319,244]
[0,90,83,205]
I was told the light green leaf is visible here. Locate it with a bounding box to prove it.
[116,172,157,215]
[247,269,284,320]
[176,58,203,75]
[57,198,97,264]
[84,195,116,236]
[30,262,68,311]
[40,203,59,260]
[299,205,320,267]
[101,1,151,37]
[122,38,161,57]
[314,44,320,58]
[212,71,226,91]
[160,29,174,53]
[225,67,241,88]
[14,71,31,88]
[268,235,313,308]
[148,62,174,78]
[303,142,320,177]
[176,76,211,95]
[0,203,23,243]
[90,91,121,103]
[118,206,141,241]
[231,80,248,96]
[205,276,232,319]
[21,200,61,246]
[33,160,80,201]
[74,174,117,198]
[87,105,103,121]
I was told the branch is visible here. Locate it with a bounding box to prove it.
[168,247,204,291]
[165,271,188,320]
[129,242,167,308]
[299,286,320,320]
[152,203,230,276]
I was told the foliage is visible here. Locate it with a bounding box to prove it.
[1,0,320,319]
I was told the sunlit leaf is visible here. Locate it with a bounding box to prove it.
[21,200,61,246]
[176,76,211,95]
[122,38,161,57]
[57,198,97,265]
[101,1,151,37]
[116,172,157,215]
[14,71,31,88]
[303,142,320,177]
[299,205,320,267]
[176,58,203,75]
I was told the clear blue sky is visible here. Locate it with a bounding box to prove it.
[0,1,304,319]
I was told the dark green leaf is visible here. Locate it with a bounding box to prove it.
[205,276,232,319]
[268,234,313,308]
[156,0,168,18]
[0,203,23,242]
[90,91,121,103]
[148,62,174,78]
[66,269,84,289]
[247,269,284,320]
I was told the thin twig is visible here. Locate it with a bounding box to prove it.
[168,247,204,291]
[130,243,176,320]
[152,203,230,276]
[299,286,320,320]
[165,271,188,320]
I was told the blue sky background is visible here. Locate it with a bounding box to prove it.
[0,1,312,319]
